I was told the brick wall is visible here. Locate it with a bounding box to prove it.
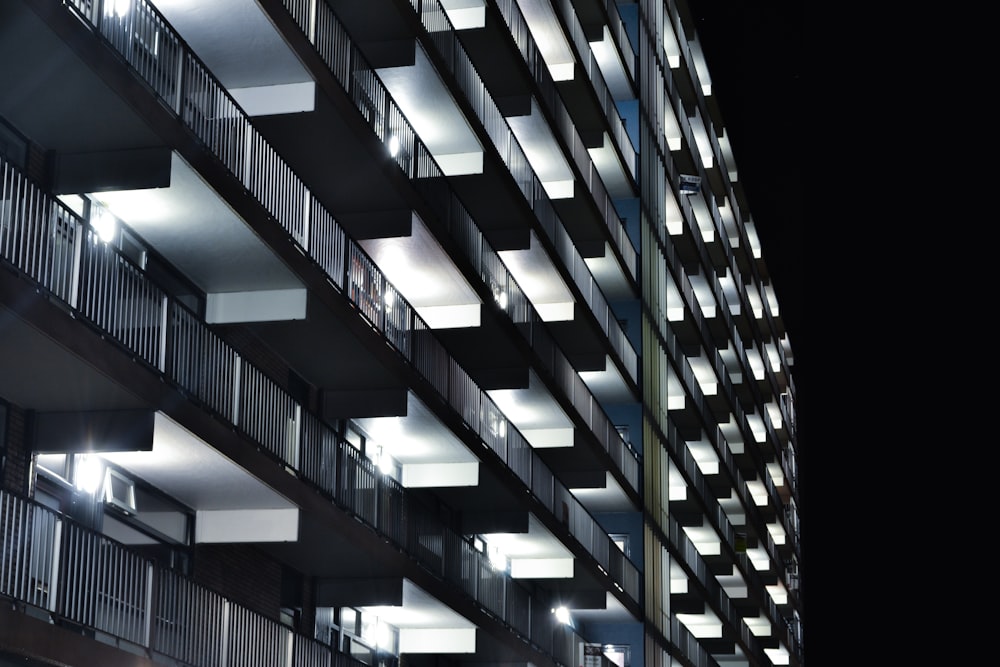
[193,543,283,621]
[1,402,30,495]
[213,325,317,413]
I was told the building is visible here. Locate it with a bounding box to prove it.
[0,0,803,666]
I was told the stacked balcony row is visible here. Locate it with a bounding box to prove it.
[263,0,643,488]
[0,151,644,666]
[0,143,641,608]
[33,0,646,516]
[0,489,627,667]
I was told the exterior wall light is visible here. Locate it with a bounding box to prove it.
[387,135,400,158]
[488,544,508,571]
[106,0,131,17]
[91,205,118,243]
[375,446,394,475]
[74,454,104,495]
[552,606,571,625]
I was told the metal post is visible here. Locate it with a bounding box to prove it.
[47,519,62,614]
[143,561,155,650]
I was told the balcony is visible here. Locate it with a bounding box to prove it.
[0,144,642,632]
[307,0,640,368]
[0,489,631,667]
[2,0,646,513]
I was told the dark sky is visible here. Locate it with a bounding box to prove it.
[689,0,803,339]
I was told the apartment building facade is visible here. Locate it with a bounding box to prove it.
[0,1,803,666]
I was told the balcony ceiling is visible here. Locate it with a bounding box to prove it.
[103,411,296,511]
[376,43,484,174]
[480,512,574,563]
[98,152,304,294]
[359,213,482,329]
[153,0,313,89]
[487,368,574,441]
[498,230,575,321]
[0,304,147,412]
[355,392,477,467]
[358,578,476,631]
[0,2,163,152]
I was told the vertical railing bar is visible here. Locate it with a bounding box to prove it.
[144,562,155,649]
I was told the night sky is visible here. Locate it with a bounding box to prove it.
[690,0,803,344]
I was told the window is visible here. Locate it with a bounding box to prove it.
[610,533,630,557]
[34,455,193,572]
[103,476,193,572]
[104,467,137,514]
[603,644,630,667]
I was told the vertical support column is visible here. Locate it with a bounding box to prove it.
[47,519,63,614]
[68,219,83,309]
[283,625,293,667]
[220,599,231,667]
[300,190,311,251]
[289,404,302,470]
[231,356,243,428]
[308,0,317,43]
[242,124,253,195]
[157,295,169,372]
[143,560,155,649]
[174,39,186,115]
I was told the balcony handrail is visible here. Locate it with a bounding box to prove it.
[57,0,642,555]
[0,489,353,667]
[647,164,796,543]
[269,0,641,484]
[398,0,640,352]
[551,0,636,155]
[649,397,795,652]
[661,61,792,401]
[493,0,638,189]
[0,149,641,604]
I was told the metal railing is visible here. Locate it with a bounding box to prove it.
[47,0,644,582]
[270,0,642,485]
[0,490,371,667]
[400,0,640,336]
[274,0,640,396]
[0,150,640,605]
[551,0,636,168]
[80,0,647,495]
[493,0,638,186]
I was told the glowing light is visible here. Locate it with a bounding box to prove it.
[106,0,131,17]
[376,447,394,475]
[74,455,104,495]
[488,544,508,571]
[91,206,118,243]
[387,135,400,158]
[495,290,508,309]
[552,606,571,625]
[375,621,391,649]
